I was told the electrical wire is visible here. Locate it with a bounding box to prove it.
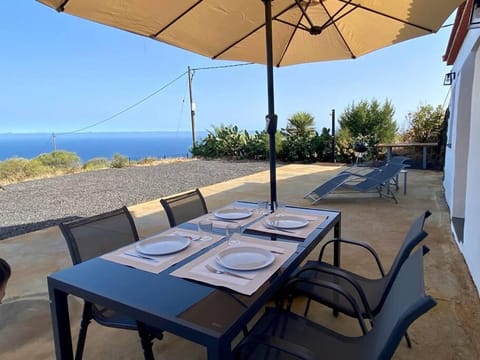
[55,62,253,136]
[58,71,188,135]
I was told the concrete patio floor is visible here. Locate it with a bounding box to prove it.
[1,163,479,359]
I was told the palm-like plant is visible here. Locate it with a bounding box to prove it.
[286,112,316,137]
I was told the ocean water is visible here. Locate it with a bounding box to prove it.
[0,132,207,162]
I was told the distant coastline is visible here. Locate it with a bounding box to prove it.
[0,131,208,162]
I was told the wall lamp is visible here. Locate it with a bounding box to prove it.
[443,71,456,86]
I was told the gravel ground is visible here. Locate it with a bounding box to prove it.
[0,159,270,240]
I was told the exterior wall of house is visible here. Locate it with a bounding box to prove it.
[444,28,480,294]
[462,46,480,290]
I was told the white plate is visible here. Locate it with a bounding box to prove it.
[214,207,253,220]
[136,234,190,255]
[215,246,275,271]
[265,215,309,229]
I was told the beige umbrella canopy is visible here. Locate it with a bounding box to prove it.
[36,0,462,205]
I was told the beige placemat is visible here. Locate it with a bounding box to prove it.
[189,205,266,229]
[101,228,224,274]
[170,235,298,296]
[247,210,328,239]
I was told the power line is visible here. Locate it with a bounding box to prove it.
[56,62,252,136]
[59,71,188,135]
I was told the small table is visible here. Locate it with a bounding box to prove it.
[377,143,437,169]
[48,202,341,359]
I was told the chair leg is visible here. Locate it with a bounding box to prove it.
[75,303,93,360]
[404,331,412,348]
[303,298,312,317]
[137,321,155,360]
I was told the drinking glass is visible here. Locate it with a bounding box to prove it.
[273,201,287,215]
[255,201,270,216]
[226,223,242,246]
[198,219,213,241]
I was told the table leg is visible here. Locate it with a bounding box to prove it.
[333,217,341,268]
[333,216,342,317]
[423,146,427,169]
[208,339,232,360]
[49,284,74,360]
[386,147,392,162]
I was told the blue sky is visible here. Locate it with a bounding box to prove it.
[1,1,456,134]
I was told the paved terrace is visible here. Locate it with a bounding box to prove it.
[0,164,479,359]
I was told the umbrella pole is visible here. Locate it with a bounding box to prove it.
[263,0,277,211]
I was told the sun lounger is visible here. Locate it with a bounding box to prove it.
[305,163,405,204]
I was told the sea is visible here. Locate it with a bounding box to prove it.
[0,131,208,162]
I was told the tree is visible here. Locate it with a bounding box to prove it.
[280,112,317,162]
[402,104,444,143]
[336,99,397,162]
[285,111,316,137]
[338,99,397,144]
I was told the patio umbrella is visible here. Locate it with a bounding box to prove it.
[36,0,462,208]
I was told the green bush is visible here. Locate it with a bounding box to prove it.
[83,157,110,170]
[0,157,47,182]
[111,153,129,168]
[34,150,81,170]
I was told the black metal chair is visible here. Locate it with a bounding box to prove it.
[235,247,437,360]
[59,206,163,360]
[160,188,208,227]
[283,210,432,348]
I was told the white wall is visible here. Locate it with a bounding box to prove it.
[444,28,480,294]
[461,45,480,291]
[452,57,474,218]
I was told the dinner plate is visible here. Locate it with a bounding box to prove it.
[136,234,190,255]
[213,207,253,220]
[215,246,275,271]
[265,215,309,229]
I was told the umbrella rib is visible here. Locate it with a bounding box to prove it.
[212,23,265,60]
[337,0,436,33]
[213,1,302,60]
[275,5,311,66]
[56,0,70,12]
[151,0,204,38]
[320,1,358,59]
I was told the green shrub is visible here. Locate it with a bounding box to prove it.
[83,157,110,170]
[34,150,81,170]
[111,153,129,168]
[0,157,47,182]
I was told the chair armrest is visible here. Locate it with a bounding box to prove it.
[319,238,386,276]
[292,263,374,322]
[236,334,315,360]
[283,278,369,334]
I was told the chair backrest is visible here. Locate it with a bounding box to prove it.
[347,163,404,192]
[377,210,431,311]
[364,247,437,359]
[369,163,405,182]
[59,206,139,264]
[388,156,410,165]
[160,188,208,227]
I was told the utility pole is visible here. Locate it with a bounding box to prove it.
[188,66,196,148]
[52,132,56,152]
[331,109,336,163]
